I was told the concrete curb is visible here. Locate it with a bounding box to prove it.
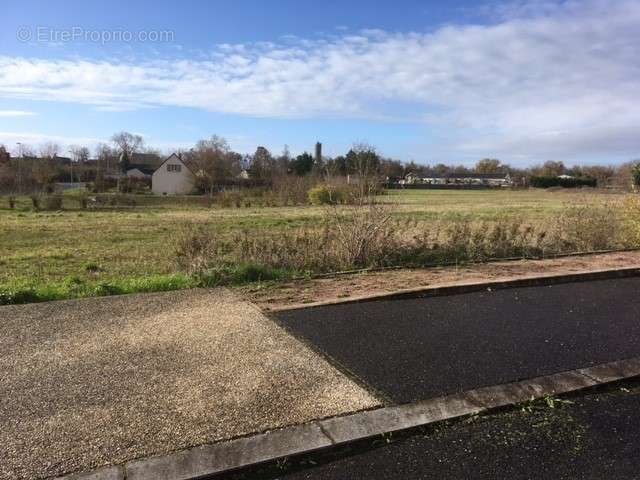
[270,266,640,311]
[56,356,640,480]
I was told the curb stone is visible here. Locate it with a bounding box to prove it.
[55,356,640,480]
[270,266,640,311]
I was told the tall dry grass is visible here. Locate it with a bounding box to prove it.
[174,194,640,284]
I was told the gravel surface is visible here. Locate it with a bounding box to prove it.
[0,289,378,480]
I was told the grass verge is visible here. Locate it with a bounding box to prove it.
[0,264,293,306]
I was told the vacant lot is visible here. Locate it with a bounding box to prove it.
[0,189,628,302]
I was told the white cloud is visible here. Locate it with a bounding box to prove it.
[0,110,37,117]
[0,0,639,161]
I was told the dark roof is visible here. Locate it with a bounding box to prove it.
[422,173,509,179]
[131,152,162,167]
[127,164,156,175]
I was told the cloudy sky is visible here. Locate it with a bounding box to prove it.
[1,0,639,165]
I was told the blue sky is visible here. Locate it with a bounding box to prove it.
[1,0,639,165]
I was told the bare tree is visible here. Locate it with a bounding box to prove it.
[190,135,241,196]
[39,141,61,159]
[345,142,382,197]
[70,145,90,163]
[111,131,144,158]
[249,146,275,180]
[0,144,12,192]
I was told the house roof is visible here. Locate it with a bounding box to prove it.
[420,173,509,179]
[131,152,162,167]
[127,164,156,175]
[153,153,196,175]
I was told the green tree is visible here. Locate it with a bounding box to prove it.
[291,152,314,176]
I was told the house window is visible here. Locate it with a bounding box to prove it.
[167,164,182,173]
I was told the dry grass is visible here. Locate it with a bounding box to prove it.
[175,194,637,281]
[1,189,638,302]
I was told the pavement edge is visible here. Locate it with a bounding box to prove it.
[269,266,640,312]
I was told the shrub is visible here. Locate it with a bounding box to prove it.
[530,176,597,188]
[619,195,640,247]
[548,202,620,251]
[308,184,358,205]
[308,185,341,205]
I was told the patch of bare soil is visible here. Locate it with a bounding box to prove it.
[239,251,640,311]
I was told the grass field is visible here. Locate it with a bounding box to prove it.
[0,189,627,303]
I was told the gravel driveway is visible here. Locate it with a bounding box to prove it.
[0,289,378,480]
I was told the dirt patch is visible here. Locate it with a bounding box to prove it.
[0,289,378,480]
[239,251,640,310]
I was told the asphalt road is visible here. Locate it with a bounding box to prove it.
[275,277,640,403]
[260,381,640,480]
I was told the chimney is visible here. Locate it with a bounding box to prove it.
[315,142,322,163]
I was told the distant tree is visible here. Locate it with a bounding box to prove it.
[190,135,241,195]
[345,143,380,178]
[275,145,292,175]
[631,162,640,189]
[578,165,615,188]
[70,145,90,163]
[291,152,314,176]
[379,159,404,178]
[475,158,506,174]
[324,155,347,178]
[0,144,12,192]
[249,146,275,180]
[39,141,60,160]
[433,163,451,176]
[111,131,144,158]
[0,144,10,163]
[536,160,566,177]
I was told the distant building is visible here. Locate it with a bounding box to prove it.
[396,172,512,188]
[151,153,196,195]
[125,152,162,179]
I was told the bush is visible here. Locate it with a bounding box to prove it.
[549,202,619,251]
[308,184,357,205]
[530,176,597,188]
[619,196,640,247]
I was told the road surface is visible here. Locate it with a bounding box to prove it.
[276,277,640,402]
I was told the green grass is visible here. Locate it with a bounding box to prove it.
[0,273,196,305]
[0,189,624,304]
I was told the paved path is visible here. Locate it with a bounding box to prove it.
[275,277,640,403]
[0,289,377,480]
[269,380,640,480]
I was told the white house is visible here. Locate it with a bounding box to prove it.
[152,153,196,195]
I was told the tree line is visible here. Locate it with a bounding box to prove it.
[1,132,639,194]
